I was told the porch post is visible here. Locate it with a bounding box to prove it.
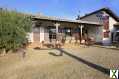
[79,24,84,40]
[54,23,60,40]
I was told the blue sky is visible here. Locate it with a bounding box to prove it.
[0,0,119,19]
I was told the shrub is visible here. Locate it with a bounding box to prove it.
[0,8,32,53]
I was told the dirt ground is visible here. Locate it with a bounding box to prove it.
[0,46,119,79]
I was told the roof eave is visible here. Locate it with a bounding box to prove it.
[80,8,119,22]
[33,17,102,26]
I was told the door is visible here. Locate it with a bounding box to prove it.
[33,27,40,42]
[48,26,56,42]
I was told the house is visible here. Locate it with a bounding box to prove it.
[27,14,101,46]
[28,7,119,47]
[79,7,119,45]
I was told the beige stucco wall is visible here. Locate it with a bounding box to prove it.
[102,12,117,44]
[109,15,117,32]
[81,12,104,43]
[81,11,118,44]
[86,25,103,43]
[81,12,103,24]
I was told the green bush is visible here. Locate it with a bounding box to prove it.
[0,8,32,52]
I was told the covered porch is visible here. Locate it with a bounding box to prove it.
[28,15,102,47]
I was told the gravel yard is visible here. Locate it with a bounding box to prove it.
[0,46,119,79]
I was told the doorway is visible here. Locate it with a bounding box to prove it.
[48,26,56,42]
[33,27,40,42]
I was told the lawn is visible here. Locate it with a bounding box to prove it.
[0,46,119,79]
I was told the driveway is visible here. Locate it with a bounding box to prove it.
[0,46,119,79]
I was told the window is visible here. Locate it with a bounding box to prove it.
[48,26,56,39]
[64,28,72,36]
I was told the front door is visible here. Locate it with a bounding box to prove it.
[33,27,40,42]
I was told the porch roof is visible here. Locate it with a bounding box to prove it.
[32,15,102,26]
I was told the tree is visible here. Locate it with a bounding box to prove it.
[0,8,32,53]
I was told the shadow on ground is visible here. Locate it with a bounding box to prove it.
[49,52,63,56]
[93,45,119,51]
[34,47,54,50]
[55,48,110,76]
[34,47,110,76]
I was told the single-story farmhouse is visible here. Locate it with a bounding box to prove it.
[27,8,119,46]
